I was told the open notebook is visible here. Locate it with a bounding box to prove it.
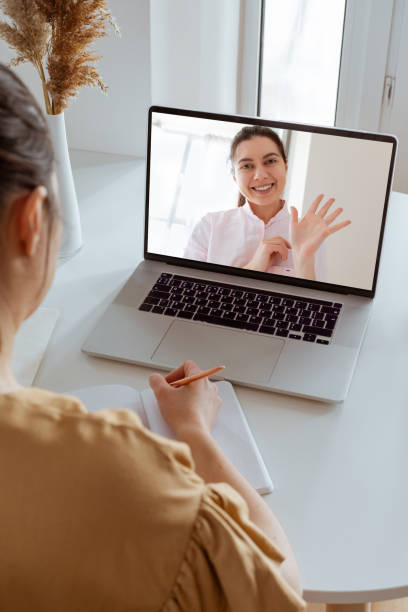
[68,381,273,495]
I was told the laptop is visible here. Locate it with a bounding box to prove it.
[83,106,397,402]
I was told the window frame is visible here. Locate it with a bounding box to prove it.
[237,0,394,130]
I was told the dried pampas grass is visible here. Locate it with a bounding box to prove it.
[0,0,120,114]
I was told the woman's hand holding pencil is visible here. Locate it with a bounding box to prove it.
[170,365,225,387]
[149,360,223,438]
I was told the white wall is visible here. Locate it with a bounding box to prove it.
[0,0,243,155]
[0,0,151,156]
[150,0,241,113]
[303,133,393,290]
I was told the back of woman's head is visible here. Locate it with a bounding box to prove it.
[0,64,56,218]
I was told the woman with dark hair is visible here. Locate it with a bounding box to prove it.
[0,65,306,610]
[184,125,351,281]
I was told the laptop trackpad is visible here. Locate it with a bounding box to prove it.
[151,321,283,384]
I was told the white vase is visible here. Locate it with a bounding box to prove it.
[46,113,82,259]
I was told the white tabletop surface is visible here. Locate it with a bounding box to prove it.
[38,150,408,605]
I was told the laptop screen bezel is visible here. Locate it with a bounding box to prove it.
[144,105,397,298]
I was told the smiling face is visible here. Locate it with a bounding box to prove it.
[232,136,288,208]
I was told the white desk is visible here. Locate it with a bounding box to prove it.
[39,150,408,610]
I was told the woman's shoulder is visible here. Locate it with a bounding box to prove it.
[0,388,208,609]
[208,206,244,218]
[0,387,89,428]
[0,387,141,427]
[199,206,246,226]
[0,386,205,532]
[0,386,203,490]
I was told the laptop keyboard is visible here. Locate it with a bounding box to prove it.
[139,273,342,345]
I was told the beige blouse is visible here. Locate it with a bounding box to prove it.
[0,388,305,611]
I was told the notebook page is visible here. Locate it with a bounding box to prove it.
[141,381,273,494]
[66,383,272,494]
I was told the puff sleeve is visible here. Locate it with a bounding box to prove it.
[163,482,306,611]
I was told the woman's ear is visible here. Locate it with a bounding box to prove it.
[17,186,47,257]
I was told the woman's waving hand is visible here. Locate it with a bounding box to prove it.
[290,194,351,280]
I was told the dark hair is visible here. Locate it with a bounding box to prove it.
[0,64,57,223]
[229,125,287,207]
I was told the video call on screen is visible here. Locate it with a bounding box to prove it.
[147,111,394,291]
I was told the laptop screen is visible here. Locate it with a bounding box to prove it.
[145,107,396,297]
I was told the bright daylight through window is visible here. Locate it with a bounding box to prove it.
[260,0,346,125]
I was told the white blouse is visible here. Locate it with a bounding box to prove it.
[184,202,327,281]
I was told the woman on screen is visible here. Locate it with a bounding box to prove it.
[184,125,351,281]
[0,65,305,610]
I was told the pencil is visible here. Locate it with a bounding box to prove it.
[170,365,225,388]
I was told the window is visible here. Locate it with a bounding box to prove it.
[259,0,346,125]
